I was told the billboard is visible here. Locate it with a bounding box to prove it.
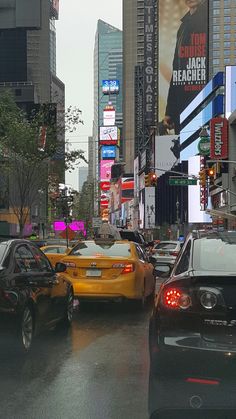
[155,135,179,177]
[144,0,156,126]
[101,145,116,159]
[144,187,155,229]
[103,110,116,126]
[121,178,134,203]
[100,126,118,145]
[102,80,120,95]
[158,0,208,135]
[210,117,228,160]
[225,66,236,119]
[50,0,59,19]
[188,156,211,224]
[100,160,114,181]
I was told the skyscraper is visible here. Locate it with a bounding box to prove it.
[78,167,88,192]
[93,20,123,215]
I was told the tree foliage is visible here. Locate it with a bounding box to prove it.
[0,91,87,235]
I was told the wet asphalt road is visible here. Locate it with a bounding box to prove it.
[0,302,151,419]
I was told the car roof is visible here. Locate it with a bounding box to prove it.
[191,230,236,241]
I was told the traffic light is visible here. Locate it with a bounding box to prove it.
[207,167,215,178]
[199,169,206,187]
[145,173,151,187]
[150,172,158,186]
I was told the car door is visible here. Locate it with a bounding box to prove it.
[135,244,154,296]
[14,244,53,329]
[136,245,155,296]
[30,245,68,321]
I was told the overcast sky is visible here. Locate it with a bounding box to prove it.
[56,0,122,190]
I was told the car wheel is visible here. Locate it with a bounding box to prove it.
[18,306,34,353]
[61,288,74,327]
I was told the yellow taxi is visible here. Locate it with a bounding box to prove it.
[60,236,155,304]
[40,244,71,267]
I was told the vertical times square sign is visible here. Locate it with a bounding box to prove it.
[144,0,155,127]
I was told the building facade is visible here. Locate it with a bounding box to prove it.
[78,167,88,192]
[0,0,64,236]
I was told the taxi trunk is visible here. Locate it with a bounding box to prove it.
[62,256,141,300]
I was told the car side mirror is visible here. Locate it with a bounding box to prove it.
[55,262,67,273]
[149,256,157,265]
[153,263,172,278]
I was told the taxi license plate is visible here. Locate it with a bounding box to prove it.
[86,269,101,277]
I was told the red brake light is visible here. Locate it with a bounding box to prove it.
[186,378,220,386]
[170,251,179,257]
[163,288,191,309]
[121,264,134,274]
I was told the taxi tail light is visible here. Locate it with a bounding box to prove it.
[121,264,134,274]
[162,287,192,310]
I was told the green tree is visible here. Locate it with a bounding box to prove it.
[0,91,86,236]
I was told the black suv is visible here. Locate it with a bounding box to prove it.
[149,230,236,417]
[118,229,146,247]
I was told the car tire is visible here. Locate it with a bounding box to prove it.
[17,305,34,353]
[61,287,74,328]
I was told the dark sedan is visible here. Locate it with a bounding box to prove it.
[0,239,74,353]
[149,230,236,418]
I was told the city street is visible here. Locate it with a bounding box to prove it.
[0,303,151,419]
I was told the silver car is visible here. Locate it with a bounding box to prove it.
[152,240,182,264]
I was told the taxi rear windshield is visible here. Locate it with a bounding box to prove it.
[69,242,131,257]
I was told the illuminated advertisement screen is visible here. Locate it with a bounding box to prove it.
[188,156,211,224]
[100,126,118,145]
[226,66,236,119]
[100,160,114,181]
[158,0,209,135]
[102,80,120,95]
[103,110,116,126]
[101,145,116,159]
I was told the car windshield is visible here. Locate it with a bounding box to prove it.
[69,242,131,257]
[155,242,177,250]
[193,235,236,271]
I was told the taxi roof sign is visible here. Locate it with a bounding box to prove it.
[96,222,121,241]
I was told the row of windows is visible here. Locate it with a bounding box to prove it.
[213,57,236,64]
[213,0,236,7]
[213,49,235,56]
[213,16,236,23]
[213,25,236,32]
[213,32,236,39]
[213,8,234,15]
[213,41,236,48]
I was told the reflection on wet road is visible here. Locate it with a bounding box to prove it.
[0,302,151,419]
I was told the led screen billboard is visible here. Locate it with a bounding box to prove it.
[158,0,209,135]
[101,145,116,159]
[102,80,120,95]
[225,66,236,119]
[103,110,116,126]
[154,135,179,177]
[188,156,211,224]
[100,160,114,181]
[100,126,118,145]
